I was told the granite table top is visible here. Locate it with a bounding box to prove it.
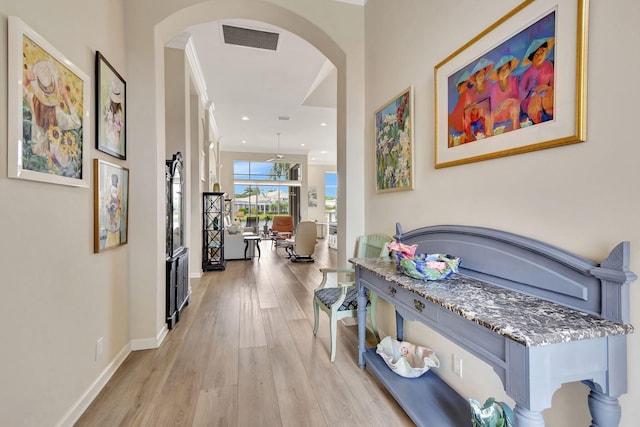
[350,257,634,347]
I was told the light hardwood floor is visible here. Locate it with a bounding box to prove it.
[75,239,413,426]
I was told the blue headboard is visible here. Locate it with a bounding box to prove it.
[394,223,636,323]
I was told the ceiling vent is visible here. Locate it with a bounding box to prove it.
[222,25,279,51]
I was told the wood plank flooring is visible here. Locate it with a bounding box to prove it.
[75,240,413,427]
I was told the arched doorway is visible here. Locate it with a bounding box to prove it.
[125,0,365,344]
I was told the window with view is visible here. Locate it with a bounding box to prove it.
[232,161,300,219]
[325,172,337,224]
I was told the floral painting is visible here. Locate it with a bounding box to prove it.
[94,159,129,253]
[8,16,90,187]
[375,87,414,193]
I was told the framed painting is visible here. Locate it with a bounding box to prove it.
[434,0,588,168]
[7,16,90,187]
[94,159,130,253]
[375,86,414,193]
[96,52,126,159]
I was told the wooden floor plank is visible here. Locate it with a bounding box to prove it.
[192,386,238,427]
[237,347,281,427]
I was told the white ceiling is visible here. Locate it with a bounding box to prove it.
[177,18,338,165]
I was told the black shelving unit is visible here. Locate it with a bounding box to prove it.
[202,192,226,271]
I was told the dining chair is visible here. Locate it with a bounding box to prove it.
[312,233,394,361]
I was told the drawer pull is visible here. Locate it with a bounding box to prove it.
[387,286,397,296]
[414,299,425,312]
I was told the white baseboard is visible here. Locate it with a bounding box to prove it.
[55,343,130,427]
[130,326,168,351]
[56,325,170,426]
[190,271,202,279]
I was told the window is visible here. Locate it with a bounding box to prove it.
[233,161,300,217]
[325,172,337,224]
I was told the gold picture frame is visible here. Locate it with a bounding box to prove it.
[434,0,588,168]
[94,159,129,253]
[375,86,415,192]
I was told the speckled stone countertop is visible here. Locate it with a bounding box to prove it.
[350,257,634,347]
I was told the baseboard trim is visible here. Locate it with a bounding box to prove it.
[130,326,168,351]
[55,343,130,427]
[189,271,202,279]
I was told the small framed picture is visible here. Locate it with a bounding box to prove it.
[94,159,130,253]
[96,52,126,159]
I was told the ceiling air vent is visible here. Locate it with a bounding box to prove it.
[222,25,279,51]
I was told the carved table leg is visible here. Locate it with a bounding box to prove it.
[514,405,545,427]
[357,285,368,368]
[588,388,621,427]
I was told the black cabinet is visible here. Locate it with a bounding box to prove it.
[202,192,226,271]
[166,152,189,329]
[166,248,189,329]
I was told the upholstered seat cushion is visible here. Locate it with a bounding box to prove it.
[315,287,370,311]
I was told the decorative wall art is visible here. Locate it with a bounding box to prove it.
[434,0,588,168]
[7,16,90,187]
[94,159,129,253]
[308,186,318,207]
[375,86,414,192]
[96,51,126,159]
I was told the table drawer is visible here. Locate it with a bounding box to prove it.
[362,276,439,323]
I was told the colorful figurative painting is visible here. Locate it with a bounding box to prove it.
[21,35,86,179]
[8,16,90,187]
[447,11,556,147]
[375,87,414,193]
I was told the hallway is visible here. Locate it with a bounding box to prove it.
[75,241,413,426]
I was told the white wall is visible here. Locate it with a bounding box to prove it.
[307,164,334,224]
[364,1,640,426]
[0,1,130,426]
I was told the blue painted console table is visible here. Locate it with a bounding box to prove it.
[354,224,636,427]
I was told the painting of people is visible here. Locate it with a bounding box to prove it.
[21,34,85,178]
[94,159,130,253]
[447,11,556,147]
[96,52,127,159]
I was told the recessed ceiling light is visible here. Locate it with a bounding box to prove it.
[242,140,246,144]
[320,122,327,126]
[301,143,305,147]
[311,157,316,160]
[321,150,328,154]
[241,116,249,121]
